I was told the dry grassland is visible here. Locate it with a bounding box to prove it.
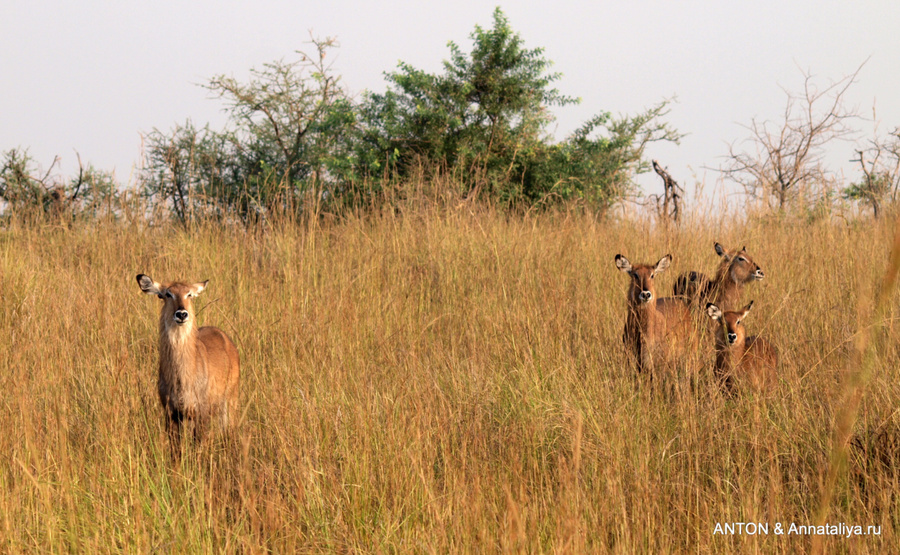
[1,204,898,552]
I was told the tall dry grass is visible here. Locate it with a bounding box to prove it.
[0,203,898,553]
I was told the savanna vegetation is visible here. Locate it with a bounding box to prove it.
[2,201,900,552]
[2,7,900,554]
[3,9,685,223]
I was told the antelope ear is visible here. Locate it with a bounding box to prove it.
[714,242,726,257]
[137,274,163,297]
[740,300,754,319]
[655,254,672,273]
[190,280,209,297]
[706,303,723,321]
[615,255,632,273]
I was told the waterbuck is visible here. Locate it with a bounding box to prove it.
[706,301,778,393]
[615,254,694,376]
[673,243,764,309]
[136,274,240,454]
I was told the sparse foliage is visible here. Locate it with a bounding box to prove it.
[721,65,863,210]
[844,125,900,217]
[0,148,121,220]
[62,152,120,220]
[142,121,240,223]
[141,37,356,223]
[203,36,356,189]
[0,148,59,214]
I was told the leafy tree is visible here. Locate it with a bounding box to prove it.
[141,11,680,218]
[358,8,680,209]
[360,8,576,196]
[544,102,682,208]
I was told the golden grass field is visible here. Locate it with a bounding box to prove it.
[1,201,899,553]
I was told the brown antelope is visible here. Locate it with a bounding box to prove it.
[673,243,764,310]
[706,301,778,392]
[136,274,240,453]
[615,254,694,375]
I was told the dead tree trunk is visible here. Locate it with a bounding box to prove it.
[652,160,683,223]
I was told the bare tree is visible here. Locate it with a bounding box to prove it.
[844,121,900,218]
[720,64,864,210]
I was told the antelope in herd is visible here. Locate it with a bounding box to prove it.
[615,254,695,375]
[137,274,240,454]
[706,301,778,392]
[673,243,764,309]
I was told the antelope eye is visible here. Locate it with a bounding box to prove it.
[650,273,656,279]
[736,319,742,325]
[738,256,747,262]
[165,291,174,299]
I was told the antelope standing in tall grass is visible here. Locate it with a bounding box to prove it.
[136,274,240,454]
[706,301,778,392]
[615,254,694,375]
[673,243,764,309]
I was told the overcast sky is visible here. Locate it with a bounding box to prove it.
[2,1,898,199]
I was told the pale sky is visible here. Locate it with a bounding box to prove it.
[2,1,898,199]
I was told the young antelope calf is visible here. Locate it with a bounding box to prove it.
[674,243,764,309]
[137,274,240,454]
[706,301,778,393]
[616,254,694,376]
